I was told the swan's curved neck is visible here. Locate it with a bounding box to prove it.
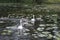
[33,15,35,19]
[20,18,24,25]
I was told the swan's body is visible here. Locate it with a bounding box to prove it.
[18,24,23,29]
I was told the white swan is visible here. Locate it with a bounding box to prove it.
[31,15,35,24]
[18,19,23,29]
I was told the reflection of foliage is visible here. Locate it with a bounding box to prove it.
[0,20,17,28]
[23,14,60,40]
[1,29,13,36]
